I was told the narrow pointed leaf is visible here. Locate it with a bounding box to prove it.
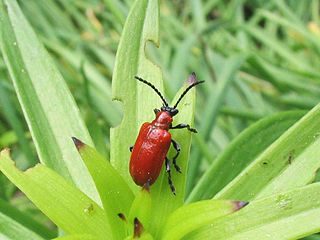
[43,39,121,126]
[0,212,44,240]
[243,25,318,77]
[128,186,152,230]
[149,79,197,239]
[110,0,161,190]
[0,83,35,165]
[187,111,304,203]
[0,0,98,201]
[188,183,320,239]
[187,55,246,193]
[216,103,320,200]
[0,149,113,239]
[302,235,320,240]
[0,198,55,239]
[73,138,134,239]
[124,232,154,240]
[162,199,248,240]
[111,1,199,238]
[52,235,98,240]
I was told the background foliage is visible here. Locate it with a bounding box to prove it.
[1,0,320,239]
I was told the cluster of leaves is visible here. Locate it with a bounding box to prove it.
[1,0,320,239]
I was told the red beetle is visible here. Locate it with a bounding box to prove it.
[129,73,204,194]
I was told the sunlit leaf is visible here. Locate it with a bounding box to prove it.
[188,111,304,202]
[0,149,113,239]
[0,0,98,202]
[73,138,134,239]
[162,199,248,240]
[188,183,320,239]
[110,0,161,191]
[216,103,320,200]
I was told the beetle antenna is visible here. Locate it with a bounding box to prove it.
[135,76,169,106]
[173,80,204,109]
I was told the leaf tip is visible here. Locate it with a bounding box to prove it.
[118,213,127,222]
[0,148,11,157]
[233,201,249,211]
[187,72,197,84]
[72,137,84,150]
[142,181,150,193]
[0,148,18,170]
[134,217,144,238]
[186,72,205,88]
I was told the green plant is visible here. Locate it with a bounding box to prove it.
[1,0,320,239]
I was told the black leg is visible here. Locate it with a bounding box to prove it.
[154,108,160,114]
[165,157,176,195]
[171,139,181,173]
[129,146,133,152]
[170,123,197,133]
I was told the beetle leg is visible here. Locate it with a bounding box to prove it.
[129,146,133,152]
[171,139,181,173]
[170,123,197,133]
[165,157,176,195]
[154,108,160,114]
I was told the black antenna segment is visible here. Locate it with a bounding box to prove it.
[135,76,169,106]
[173,80,204,109]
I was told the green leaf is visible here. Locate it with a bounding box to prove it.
[216,103,320,200]
[187,111,305,203]
[128,186,152,230]
[187,54,246,193]
[102,0,127,25]
[243,25,319,78]
[190,0,205,30]
[259,9,320,50]
[73,138,134,239]
[199,55,246,137]
[0,130,18,149]
[188,183,320,239]
[0,0,98,202]
[0,149,113,239]
[110,1,199,238]
[170,34,198,90]
[52,235,98,240]
[43,39,121,126]
[162,200,248,240]
[0,82,35,165]
[110,0,161,191]
[303,235,320,240]
[0,198,55,239]
[84,112,109,158]
[149,79,198,239]
[0,211,44,240]
[249,56,320,95]
[124,232,154,240]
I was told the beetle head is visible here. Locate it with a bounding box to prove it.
[161,105,179,116]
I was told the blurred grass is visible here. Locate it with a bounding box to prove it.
[1,0,320,237]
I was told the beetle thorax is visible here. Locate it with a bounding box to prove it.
[152,111,173,130]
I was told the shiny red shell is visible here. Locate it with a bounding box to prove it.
[130,111,173,186]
